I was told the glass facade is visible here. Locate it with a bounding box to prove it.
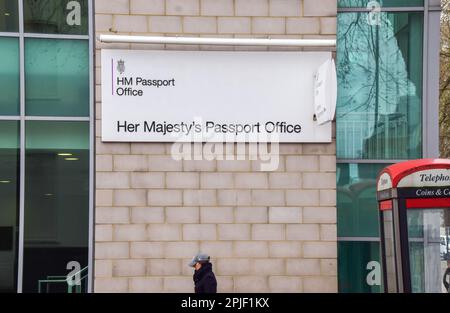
[0,0,91,293]
[337,3,425,293]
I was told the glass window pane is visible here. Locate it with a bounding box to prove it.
[338,241,382,293]
[0,0,19,32]
[25,38,89,117]
[24,0,88,35]
[337,12,423,159]
[337,163,390,237]
[0,121,19,293]
[338,0,424,8]
[23,121,89,293]
[0,37,19,116]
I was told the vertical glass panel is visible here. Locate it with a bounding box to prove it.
[23,121,89,293]
[0,37,19,116]
[338,0,424,8]
[382,209,397,292]
[338,241,382,292]
[25,38,89,117]
[337,12,423,159]
[337,163,389,237]
[24,0,88,35]
[0,0,19,32]
[407,209,450,293]
[0,121,19,293]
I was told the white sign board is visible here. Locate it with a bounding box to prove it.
[101,50,334,142]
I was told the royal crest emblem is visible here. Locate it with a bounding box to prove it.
[117,59,125,74]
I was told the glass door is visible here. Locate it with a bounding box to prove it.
[407,208,450,293]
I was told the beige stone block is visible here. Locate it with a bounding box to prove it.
[131,207,165,223]
[130,172,165,189]
[235,0,269,16]
[303,173,336,189]
[183,224,217,240]
[218,190,251,206]
[217,276,234,293]
[303,142,336,155]
[252,224,284,240]
[184,17,217,33]
[96,225,113,242]
[252,17,285,34]
[95,260,113,278]
[235,173,268,189]
[200,173,233,189]
[96,207,130,224]
[286,224,320,241]
[252,156,286,172]
[320,17,337,34]
[269,173,301,189]
[319,155,336,172]
[303,276,337,293]
[129,277,163,292]
[201,0,233,16]
[130,0,165,15]
[269,0,301,16]
[303,0,337,17]
[269,207,302,223]
[130,143,166,154]
[114,190,147,206]
[166,172,199,189]
[218,17,250,34]
[252,259,285,275]
[251,190,284,206]
[234,276,269,292]
[286,259,321,275]
[166,0,200,15]
[320,224,337,241]
[183,159,216,171]
[113,155,148,171]
[96,139,130,155]
[147,224,182,241]
[200,207,234,223]
[235,207,268,223]
[147,259,182,276]
[148,189,183,206]
[269,241,302,258]
[95,242,129,259]
[130,242,164,258]
[233,241,269,257]
[303,207,336,223]
[164,242,199,258]
[148,156,182,171]
[269,276,302,292]
[95,278,128,293]
[286,17,320,34]
[114,224,147,241]
[183,190,217,206]
[286,190,319,206]
[200,241,233,258]
[218,224,251,240]
[113,259,146,277]
[96,172,130,189]
[217,258,251,275]
[113,15,147,33]
[285,156,319,172]
[164,277,195,293]
[96,155,113,171]
[95,14,113,32]
[95,190,113,206]
[95,0,129,14]
[217,160,251,172]
[166,207,199,223]
[320,189,336,206]
[321,259,337,276]
[278,144,302,155]
[303,242,337,258]
[148,16,182,33]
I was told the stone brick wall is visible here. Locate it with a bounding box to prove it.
[94,0,337,293]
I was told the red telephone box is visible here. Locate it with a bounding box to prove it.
[377,159,450,293]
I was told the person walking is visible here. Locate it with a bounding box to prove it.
[188,253,217,293]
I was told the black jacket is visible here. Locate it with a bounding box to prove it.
[443,267,450,292]
[193,262,217,293]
